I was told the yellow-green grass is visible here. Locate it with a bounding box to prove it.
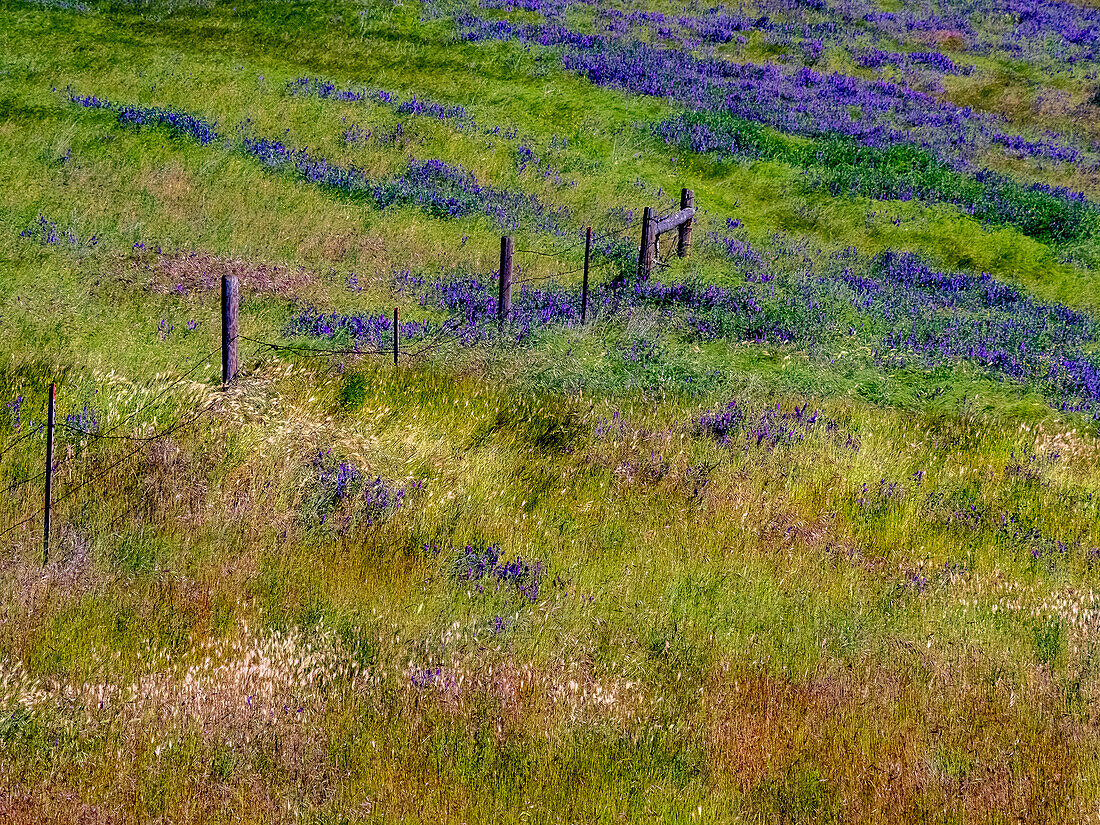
[1,0,1100,822]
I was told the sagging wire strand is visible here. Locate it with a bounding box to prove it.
[2,205,664,542]
[509,213,642,287]
[0,344,227,539]
[61,344,224,443]
[242,319,474,362]
[0,400,217,543]
[0,447,81,499]
[0,423,46,460]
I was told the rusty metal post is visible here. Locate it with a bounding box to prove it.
[393,307,399,366]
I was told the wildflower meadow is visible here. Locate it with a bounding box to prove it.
[2,0,1100,821]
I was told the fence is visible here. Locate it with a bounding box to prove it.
[0,188,698,562]
[0,337,233,559]
[499,188,694,318]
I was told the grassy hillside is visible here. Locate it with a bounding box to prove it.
[2,0,1100,821]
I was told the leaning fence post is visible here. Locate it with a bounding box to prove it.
[393,307,399,366]
[43,382,55,566]
[638,206,655,281]
[221,275,238,385]
[498,236,513,322]
[581,226,591,324]
[677,188,694,258]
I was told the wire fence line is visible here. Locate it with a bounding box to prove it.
[0,449,81,499]
[2,335,318,544]
[86,344,223,442]
[55,402,217,506]
[0,347,226,543]
[0,330,338,544]
[0,196,689,551]
[0,402,217,543]
[0,423,46,460]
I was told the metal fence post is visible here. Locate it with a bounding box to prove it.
[498,236,513,321]
[581,226,591,324]
[43,383,55,565]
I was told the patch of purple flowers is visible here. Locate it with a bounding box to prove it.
[68,92,567,233]
[68,89,218,145]
[287,77,466,122]
[241,135,570,232]
[310,450,416,530]
[411,667,444,688]
[853,48,972,76]
[397,97,467,120]
[656,112,1095,244]
[4,396,37,435]
[454,544,543,602]
[19,216,95,248]
[700,400,835,450]
[65,403,99,435]
[451,4,1094,172]
[290,239,1100,418]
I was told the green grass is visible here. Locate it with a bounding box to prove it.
[2,0,1100,822]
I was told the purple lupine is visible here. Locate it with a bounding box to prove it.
[453,544,543,601]
[450,5,1094,172]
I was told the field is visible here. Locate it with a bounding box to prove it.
[2,0,1100,820]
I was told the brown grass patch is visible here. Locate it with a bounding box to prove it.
[296,231,385,264]
[0,788,121,825]
[703,655,1094,823]
[125,251,322,297]
[136,165,202,222]
[925,30,968,50]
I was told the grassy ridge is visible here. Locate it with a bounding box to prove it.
[1,0,1100,822]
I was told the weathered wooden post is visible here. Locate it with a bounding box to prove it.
[638,207,655,281]
[677,188,694,258]
[221,275,238,385]
[393,307,399,366]
[498,235,513,321]
[43,382,55,566]
[581,226,591,324]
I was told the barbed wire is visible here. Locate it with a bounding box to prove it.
[86,344,223,441]
[58,401,216,503]
[241,334,390,360]
[0,401,217,543]
[513,247,571,260]
[0,423,46,460]
[52,343,272,541]
[0,452,80,499]
[0,514,36,542]
[512,265,586,286]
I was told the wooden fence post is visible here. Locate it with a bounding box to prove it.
[638,206,655,281]
[43,382,55,566]
[677,188,694,258]
[581,226,591,324]
[498,235,513,321]
[221,275,238,385]
[393,307,399,366]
